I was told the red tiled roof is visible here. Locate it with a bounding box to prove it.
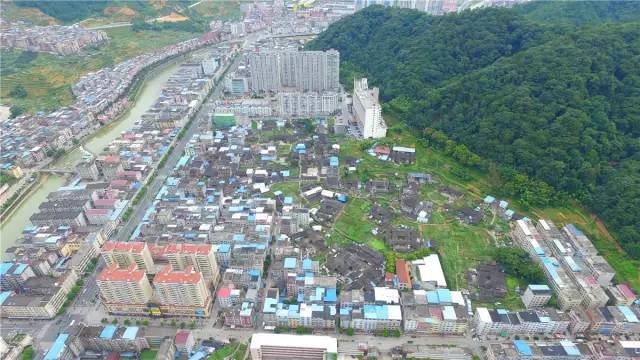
[154,265,201,284]
[164,243,211,255]
[217,287,231,298]
[175,330,191,345]
[97,264,145,282]
[618,284,636,299]
[102,241,146,254]
[395,259,412,288]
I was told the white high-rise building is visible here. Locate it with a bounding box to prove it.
[278,91,339,117]
[353,78,387,139]
[249,52,281,92]
[249,50,340,92]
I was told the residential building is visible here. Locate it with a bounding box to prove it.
[164,243,220,284]
[101,241,155,274]
[522,284,553,308]
[353,78,387,138]
[411,254,447,290]
[96,264,153,315]
[153,265,212,317]
[249,333,338,360]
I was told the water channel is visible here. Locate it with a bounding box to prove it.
[0,60,183,255]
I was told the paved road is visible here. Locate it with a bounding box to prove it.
[114,52,243,242]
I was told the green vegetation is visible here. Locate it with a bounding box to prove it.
[309,3,640,287]
[13,1,113,23]
[21,346,33,360]
[1,27,196,113]
[207,342,244,360]
[139,349,157,360]
[58,278,84,315]
[496,248,546,285]
[515,0,640,25]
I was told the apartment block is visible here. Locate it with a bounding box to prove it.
[101,241,155,274]
[521,284,553,308]
[97,264,153,315]
[353,78,387,139]
[474,307,570,336]
[153,265,212,317]
[164,243,220,284]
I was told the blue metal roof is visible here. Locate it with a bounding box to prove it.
[560,340,580,356]
[514,340,533,356]
[44,334,69,360]
[0,262,12,275]
[100,325,117,339]
[0,291,13,305]
[122,326,139,340]
[284,257,297,269]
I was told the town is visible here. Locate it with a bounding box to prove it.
[0,1,639,360]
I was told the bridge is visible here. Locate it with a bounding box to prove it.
[38,168,77,176]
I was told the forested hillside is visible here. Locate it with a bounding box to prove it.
[308,3,640,258]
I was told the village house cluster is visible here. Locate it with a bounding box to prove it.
[0,23,108,55]
[0,33,223,172]
[0,43,233,320]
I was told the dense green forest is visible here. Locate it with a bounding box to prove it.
[308,2,640,258]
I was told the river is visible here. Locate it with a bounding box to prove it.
[0,60,183,256]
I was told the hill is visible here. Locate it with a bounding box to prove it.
[308,3,640,262]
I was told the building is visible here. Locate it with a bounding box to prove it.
[164,243,220,284]
[42,334,78,360]
[474,307,570,336]
[353,78,387,139]
[96,264,153,315]
[76,325,150,353]
[278,91,339,117]
[486,340,592,360]
[174,330,195,354]
[411,254,447,290]
[249,333,338,360]
[249,50,340,93]
[153,265,212,317]
[101,242,155,274]
[402,289,469,336]
[522,285,553,308]
[76,159,99,181]
[0,271,77,319]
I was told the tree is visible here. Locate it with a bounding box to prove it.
[9,105,25,118]
[10,84,27,98]
[112,319,118,324]
[123,319,131,326]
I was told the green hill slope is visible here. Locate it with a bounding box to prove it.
[308,4,640,259]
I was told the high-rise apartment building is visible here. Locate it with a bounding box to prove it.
[353,78,387,139]
[97,264,153,315]
[278,91,339,117]
[164,244,220,284]
[153,265,212,317]
[249,50,340,93]
[101,241,155,274]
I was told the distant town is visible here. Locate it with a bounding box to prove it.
[0,1,638,360]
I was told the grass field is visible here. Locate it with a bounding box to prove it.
[0,27,196,112]
[329,197,377,246]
